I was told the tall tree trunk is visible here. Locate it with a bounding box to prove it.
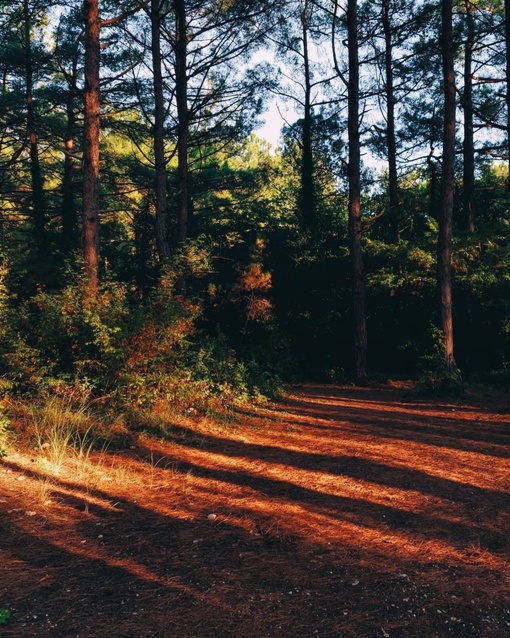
[300,0,315,235]
[62,71,78,251]
[347,0,368,381]
[82,0,101,297]
[505,0,510,190]
[438,0,458,375]
[174,0,189,247]
[382,0,399,243]
[151,0,170,262]
[23,0,46,254]
[462,0,475,231]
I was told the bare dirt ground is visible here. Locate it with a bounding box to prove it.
[1,382,509,638]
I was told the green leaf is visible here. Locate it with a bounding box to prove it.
[0,608,11,624]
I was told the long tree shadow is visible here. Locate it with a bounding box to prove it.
[2,382,509,637]
[124,416,509,517]
[287,383,510,415]
[130,443,509,556]
[6,449,507,555]
[248,392,510,458]
[1,439,509,638]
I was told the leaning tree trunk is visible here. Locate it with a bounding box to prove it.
[438,0,459,375]
[347,0,368,381]
[82,0,101,298]
[151,0,171,263]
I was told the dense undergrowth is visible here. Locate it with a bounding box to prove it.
[0,249,289,459]
[1,208,510,458]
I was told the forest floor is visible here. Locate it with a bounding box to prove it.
[0,382,509,638]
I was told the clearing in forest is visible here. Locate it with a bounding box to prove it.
[1,383,509,637]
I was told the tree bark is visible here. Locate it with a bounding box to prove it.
[438,0,458,375]
[23,0,46,254]
[82,0,101,297]
[300,0,315,235]
[347,0,368,381]
[462,0,475,231]
[382,0,399,243]
[62,65,78,251]
[151,0,171,262]
[174,0,189,247]
[505,0,510,190]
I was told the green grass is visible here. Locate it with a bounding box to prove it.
[27,394,103,475]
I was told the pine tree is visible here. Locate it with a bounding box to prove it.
[438,0,459,377]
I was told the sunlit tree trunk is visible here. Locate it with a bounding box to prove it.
[151,0,170,262]
[438,0,459,375]
[462,0,475,232]
[83,0,101,297]
[347,0,367,381]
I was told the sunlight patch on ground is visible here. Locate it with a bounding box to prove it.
[2,384,509,638]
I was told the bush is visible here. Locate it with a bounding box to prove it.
[0,251,285,439]
[30,274,130,390]
[0,406,10,457]
[416,327,464,396]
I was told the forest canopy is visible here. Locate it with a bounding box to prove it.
[0,0,510,412]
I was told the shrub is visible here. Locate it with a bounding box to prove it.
[30,273,130,390]
[416,327,464,396]
[0,406,10,457]
[0,250,284,436]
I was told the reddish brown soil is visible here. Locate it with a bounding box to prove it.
[1,383,509,638]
